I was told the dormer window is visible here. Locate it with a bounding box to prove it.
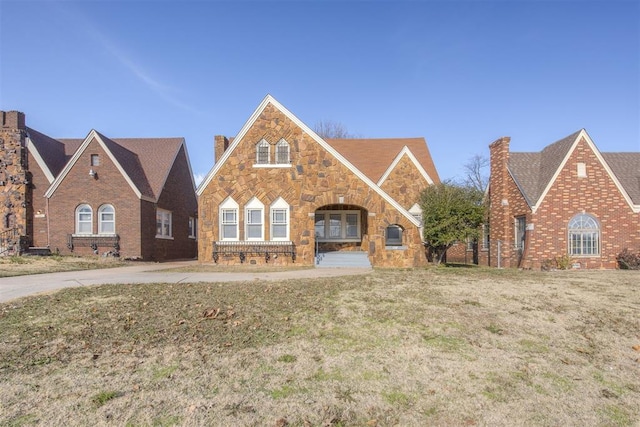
[256,140,270,165]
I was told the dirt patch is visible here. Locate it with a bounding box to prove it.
[0,268,638,426]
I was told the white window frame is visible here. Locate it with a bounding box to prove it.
[408,203,423,226]
[220,197,239,241]
[188,217,197,239]
[245,197,264,241]
[76,204,93,235]
[255,139,270,165]
[270,197,290,241]
[577,162,587,178]
[98,204,115,235]
[90,154,100,166]
[156,209,173,239]
[568,213,600,256]
[314,210,361,242]
[275,139,290,164]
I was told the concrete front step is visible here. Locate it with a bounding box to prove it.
[316,251,372,268]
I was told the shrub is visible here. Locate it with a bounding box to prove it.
[541,254,572,271]
[617,249,640,270]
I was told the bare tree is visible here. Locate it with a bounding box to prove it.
[313,120,355,139]
[462,154,490,193]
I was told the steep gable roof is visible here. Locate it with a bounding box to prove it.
[25,127,67,183]
[197,94,422,227]
[44,129,187,201]
[507,129,639,212]
[602,153,640,205]
[325,138,439,185]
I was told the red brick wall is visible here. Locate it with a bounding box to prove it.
[523,137,639,269]
[26,150,50,247]
[153,145,198,261]
[489,135,640,269]
[47,137,143,257]
[199,103,427,267]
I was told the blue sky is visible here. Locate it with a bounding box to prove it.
[1,0,638,185]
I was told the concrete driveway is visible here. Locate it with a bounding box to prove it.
[0,261,372,303]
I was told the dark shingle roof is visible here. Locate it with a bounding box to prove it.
[508,130,581,206]
[602,153,640,205]
[324,137,440,184]
[508,130,640,207]
[30,128,184,201]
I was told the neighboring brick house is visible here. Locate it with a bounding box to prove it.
[487,129,640,269]
[197,95,440,267]
[0,110,198,261]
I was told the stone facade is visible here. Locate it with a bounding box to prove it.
[488,132,640,269]
[198,98,431,268]
[0,111,30,253]
[379,153,428,210]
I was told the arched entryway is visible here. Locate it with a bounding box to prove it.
[314,204,368,253]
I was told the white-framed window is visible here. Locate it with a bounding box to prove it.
[270,197,289,241]
[275,139,290,164]
[220,197,239,241]
[245,197,264,240]
[385,224,403,246]
[98,204,115,234]
[256,139,270,164]
[188,217,197,239]
[91,154,100,166]
[156,209,172,238]
[314,210,361,241]
[514,216,526,249]
[568,213,599,256]
[76,204,93,234]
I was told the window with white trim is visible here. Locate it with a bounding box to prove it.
[256,139,270,164]
[220,197,239,240]
[577,163,587,178]
[270,197,289,240]
[245,197,264,240]
[98,204,115,234]
[275,139,290,164]
[156,209,172,238]
[76,204,93,234]
[188,217,197,239]
[90,154,100,166]
[568,213,599,256]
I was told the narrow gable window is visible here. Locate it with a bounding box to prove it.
[275,139,290,164]
[220,197,239,240]
[256,140,270,164]
[156,209,172,238]
[245,197,264,240]
[188,217,197,239]
[270,197,289,241]
[577,162,587,178]
[91,154,100,166]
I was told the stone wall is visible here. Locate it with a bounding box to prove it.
[199,103,428,268]
[380,153,428,210]
[0,111,30,253]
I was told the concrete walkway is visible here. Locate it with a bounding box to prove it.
[0,261,372,303]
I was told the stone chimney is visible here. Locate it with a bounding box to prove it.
[1,111,26,130]
[214,135,230,165]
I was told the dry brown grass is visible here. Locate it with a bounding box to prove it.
[1,267,639,426]
[0,255,129,277]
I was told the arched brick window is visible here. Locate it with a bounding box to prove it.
[568,213,599,256]
[98,204,115,234]
[76,204,93,234]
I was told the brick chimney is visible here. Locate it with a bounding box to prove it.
[1,111,26,130]
[214,135,230,165]
[488,137,512,267]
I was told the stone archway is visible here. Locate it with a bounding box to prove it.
[313,204,368,253]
